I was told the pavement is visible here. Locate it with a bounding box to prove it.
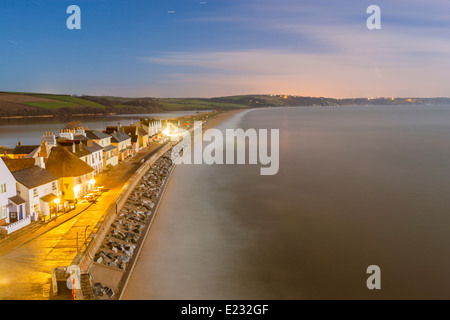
[0,142,164,300]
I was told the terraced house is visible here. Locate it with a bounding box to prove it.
[12,165,60,221]
[0,158,29,235]
[104,126,132,162]
[69,131,105,174]
[85,130,119,169]
[0,142,41,159]
[122,124,150,151]
[46,147,95,202]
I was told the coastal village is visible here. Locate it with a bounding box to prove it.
[0,118,165,236]
[0,110,214,300]
[0,111,210,237]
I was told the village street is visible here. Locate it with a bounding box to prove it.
[0,143,164,299]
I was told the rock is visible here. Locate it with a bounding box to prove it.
[118,255,130,263]
[93,283,103,297]
[104,286,115,298]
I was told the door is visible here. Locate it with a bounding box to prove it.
[19,205,23,220]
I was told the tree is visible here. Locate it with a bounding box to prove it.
[65,120,83,129]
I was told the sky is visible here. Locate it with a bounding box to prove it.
[1,0,450,98]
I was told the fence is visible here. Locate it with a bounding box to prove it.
[0,216,31,235]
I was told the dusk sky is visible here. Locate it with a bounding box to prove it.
[1,0,450,98]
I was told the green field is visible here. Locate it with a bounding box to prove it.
[23,101,80,109]
[0,92,290,118]
[158,98,249,110]
[23,93,106,109]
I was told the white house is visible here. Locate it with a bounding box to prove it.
[12,166,60,220]
[85,130,118,169]
[0,158,17,226]
[82,141,104,174]
[0,158,28,235]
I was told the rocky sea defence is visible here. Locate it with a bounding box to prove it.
[87,132,193,300]
[91,152,175,299]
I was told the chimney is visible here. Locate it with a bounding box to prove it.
[35,157,45,169]
[42,132,57,148]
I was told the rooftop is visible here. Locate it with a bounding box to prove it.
[110,131,132,143]
[85,130,111,140]
[12,166,59,189]
[9,195,26,206]
[12,145,40,155]
[2,158,36,172]
[46,146,94,178]
[83,141,103,153]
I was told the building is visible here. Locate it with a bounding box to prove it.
[12,166,60,220]
[141,118,162,141]
[61,134,105,175]
[0,158,18,226]
[1,157,38,172]
[122,124,149,150]
[104,126,132,162]
[1,142,41,159]
[58,140,92,164]
[111,131,133,161]
[0,146,14,157]
[85,130,118,169]
[46,147,95,202]
[82,140,104,174]
[0,158,28,235]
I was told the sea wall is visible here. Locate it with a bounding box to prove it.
[75,136,189,299]
[73,142,173,274]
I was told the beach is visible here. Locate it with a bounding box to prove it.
[119,109,246,299]
[202,109,246,130]
[113,109,245,299]
[121,105,450,300]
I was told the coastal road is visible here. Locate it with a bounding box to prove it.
[0,143,163,299]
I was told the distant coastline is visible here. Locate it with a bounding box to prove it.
[2,91,450,119]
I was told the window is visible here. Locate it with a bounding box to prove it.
[52,182,57,191]
[33,188,38,197]
[0,183,6,194]
[0,206,6,220]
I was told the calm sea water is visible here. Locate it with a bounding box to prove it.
[94,105,450,298]
[0,111,208,148]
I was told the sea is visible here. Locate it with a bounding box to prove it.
[121,105,450,299]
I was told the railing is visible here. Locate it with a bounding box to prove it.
[0,216,31,235]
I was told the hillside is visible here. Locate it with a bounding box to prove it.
[0,92,163,117]
[1,91,450,118]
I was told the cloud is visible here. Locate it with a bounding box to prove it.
[138,0,450,98]
[140,46,450,98]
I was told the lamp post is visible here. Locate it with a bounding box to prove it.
[84,225,90,249]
